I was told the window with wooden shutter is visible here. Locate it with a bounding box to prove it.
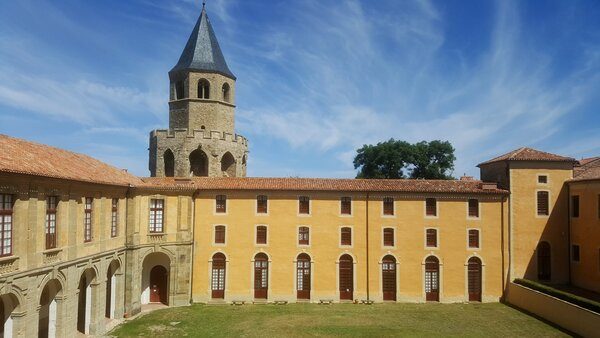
[149,199,164,233]
[256,225,267,244]
[383,228,394,247]
[426,228,437,247]
[111,198,118,237]
[572,245,580,262]
[538,175,548,184]
[468,199,479,218]
[341,227,352,246]
[468,229,479,248]
[214,225,225,244]
[299,196,310,214]
[383,197,394,216]
[257,195,268,214]
[571,195,579,218]
[298,226,309,245]
[537,191,549,216]
[425,198,437,217]
[0,194,14,256]
[46,196,58,249]
[340,197,351,215]
[216,195,227,213]
[84,197,93,242]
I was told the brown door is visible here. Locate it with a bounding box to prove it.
[254,253,268,299]
[339,254,353,300]
[425,256,439,302]
[537,242,551,281]
[211,253,226,299]
[150,265,168,304]
[382,255,397,301]
[296,254,311,300]
[468,257,482,302]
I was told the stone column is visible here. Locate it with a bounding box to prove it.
[89,279,105,336]
[10,310,26,338]
[114,271,125,319]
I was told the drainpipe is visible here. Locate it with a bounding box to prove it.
[189,188,198,304]
[567,184,571,285]
[500,196,505,301]
[366,192,370,301]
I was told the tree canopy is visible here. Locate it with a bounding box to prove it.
[353,139,456,179]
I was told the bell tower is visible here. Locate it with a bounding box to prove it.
[149,5,248,177]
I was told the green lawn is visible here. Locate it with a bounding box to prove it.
[110,303,569,337]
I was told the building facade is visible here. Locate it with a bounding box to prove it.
[0,6,598,338]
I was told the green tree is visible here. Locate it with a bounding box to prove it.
[353,139,455,179]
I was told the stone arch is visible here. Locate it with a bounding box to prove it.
[242,154,247,166]
[189,148,209,177]
[141,252,171,305]
[38,279,63,338]
[1,293,20,338]
[221,152,236,177]
[77,268,97,334]
[163,149,175,177]
[222,83,230,102]
[105,260,121,319]
[198,79,210,99]
[175,80,185,100]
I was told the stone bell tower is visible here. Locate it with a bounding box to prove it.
[149,5,248,177]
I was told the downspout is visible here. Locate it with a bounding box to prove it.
[567,184,571,285]
[189,188,198,304]
[366,192,370,301]
[500,196,505,301]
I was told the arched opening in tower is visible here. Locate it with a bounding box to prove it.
[164,149,175,177]
[189,149,209,176]
[221,152,236,177]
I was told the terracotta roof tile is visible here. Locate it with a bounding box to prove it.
[0,134,142,186]
[572,157,600,182]
[478,147,576,166]
[139,177,508,194]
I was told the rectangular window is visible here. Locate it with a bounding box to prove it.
[84,197,93,242]
[425,198,437,217]
[572,244,580,262]
[111,198,118,237]
[298,226,309,245]
[341,227,352,246]
[538,175,548,184]
[0,194,14,256]
[468,229,480,248]
[46,196,58,249]
[216,195,227,213]
[149,199,164,233]
[468,199,479,218]
[571,195,579,218]
[256,226,267,244]
[383,197,394,216]
[257,195,268,214]
[214,225,225,244]
[340,197,351,215]
[299,196,310,215]
[537,191,549,216]
[383,228,394,247]
[426,228,437,247]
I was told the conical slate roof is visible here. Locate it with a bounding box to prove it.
[170,7,235,79]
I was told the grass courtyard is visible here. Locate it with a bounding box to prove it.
[110,303,569,337]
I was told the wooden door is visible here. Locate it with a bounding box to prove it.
[382,255,396,301]
[211,253,226,299]
[339,255,353,300]
[468,257,482,302]
[150,265,168,304]
[425,257,439,302]
[296,254,311,300]
[254,254,268,299]
[537,242,551,281]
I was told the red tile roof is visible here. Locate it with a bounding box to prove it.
[478,147,576,166]
[139,177,508,194]
[0,134,142,186]
[572,157,600,182]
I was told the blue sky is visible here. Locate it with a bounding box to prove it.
[0,0,599,178]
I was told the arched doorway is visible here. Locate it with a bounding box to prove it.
[211,253,226,299]
[339,254,353,301]
[1,293,19,338]
[253,253,269,299]
[537,241,551,281]
[77,268,96,334]
[38,280,61,338]
[467,257,482,302]
[163,149,175,177]
[221,152,236,177]
[424,256,439,302]
[105,260,120,319]
[296,253,311,300]
[141,252,170,306]
[189,149,208,177]
[382,255,396,301]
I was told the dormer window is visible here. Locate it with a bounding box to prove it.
[198,79,210,99]
[222,83,230,102]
